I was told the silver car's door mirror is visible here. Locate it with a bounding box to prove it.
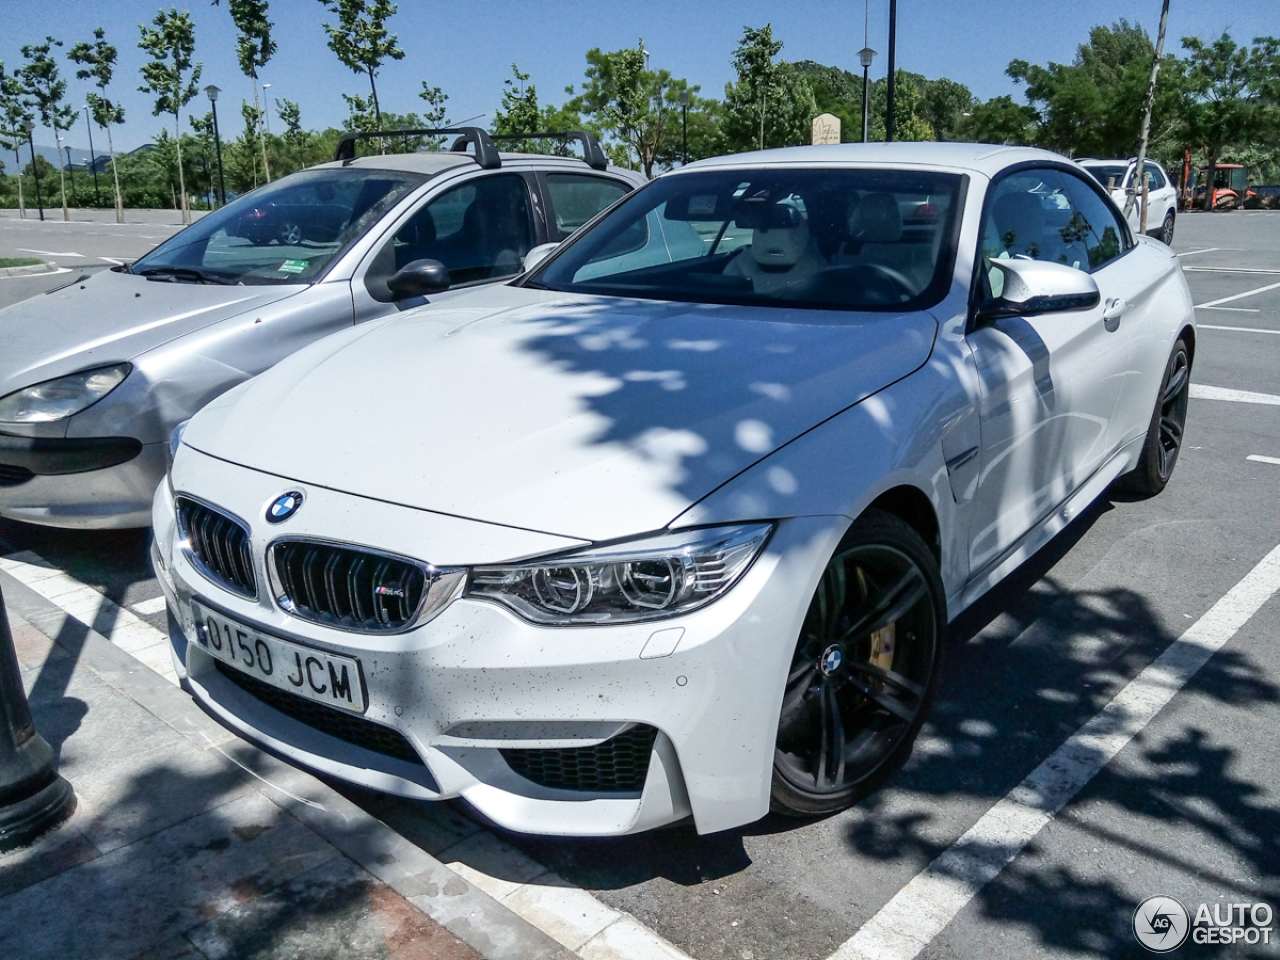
[976,258,1100,323]
[387,259,451,299]
[522,242,560,274]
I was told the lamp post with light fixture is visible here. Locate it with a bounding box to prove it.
[679,88,690,165]
[81,105,101,206]
[858,47,876,143]
[205,85,227,207]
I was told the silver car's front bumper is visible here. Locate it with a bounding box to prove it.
[0,440,167,529]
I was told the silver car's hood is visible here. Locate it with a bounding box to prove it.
[185,286,937,541]
[0,268,300,395]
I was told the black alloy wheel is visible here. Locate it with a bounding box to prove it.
[1115,337,1191,497]
[772,510,945,817]
[1160,212,1175,245]
[278,221,303,245]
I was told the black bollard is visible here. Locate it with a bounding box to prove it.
[0,582,75,852]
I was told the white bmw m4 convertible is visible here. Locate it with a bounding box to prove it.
[154,143,1195,837]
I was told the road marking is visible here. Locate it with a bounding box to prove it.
[1246,454,1280,466]
[0,549,693,960]
[0,552,177,684]
[1197,306,1261,313]
[1195,279,1280,309]
[1201,323,1279,333]
[1190,384,1280,405]
[1175,248,1220,257]
[16,247,83,257]
[831,543,1280,960]
[99,256,127,265]
[1183,265,1280,275]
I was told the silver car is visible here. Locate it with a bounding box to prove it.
[0,129,643,528]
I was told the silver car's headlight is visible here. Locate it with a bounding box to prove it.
[0,363,131,423]
[468,523,773,625]
[169,419,190,460]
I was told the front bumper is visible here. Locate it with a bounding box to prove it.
[154,447,846,836]
[0,439,164,529]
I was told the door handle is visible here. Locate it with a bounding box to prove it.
[1103,297,1127,332]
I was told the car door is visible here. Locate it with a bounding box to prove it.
[539,172,636,241]
[964,166,1132,572]
[352,171,540,321]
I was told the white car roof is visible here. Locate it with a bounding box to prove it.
[678,142,1073,178]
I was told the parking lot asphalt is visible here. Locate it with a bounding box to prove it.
[2,210,1279,960]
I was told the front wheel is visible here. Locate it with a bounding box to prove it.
[1160,211,1175,245]
[771,510,945,818]
[1114,337,1191,497]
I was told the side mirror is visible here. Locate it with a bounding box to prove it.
[522,242,560,274]
[387,258,450,299]
[976,258,1100,322]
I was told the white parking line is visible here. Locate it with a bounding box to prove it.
[1190,384,1280,405]
[0,549,694,960]
[830,543,1280,960]
[1195,280,1280,309]
[17,247,83,257]
[1183,266,1280,275]
[1197,306,1261,313]
[0,552,177,684]
[1246,454,1280,466]
[1200,323,1280,333]
[1175,248,1220,257]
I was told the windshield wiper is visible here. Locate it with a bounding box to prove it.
[138,266,240,286]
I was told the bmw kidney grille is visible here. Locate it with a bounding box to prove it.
[175,496,258,598]
[269,540,430,631]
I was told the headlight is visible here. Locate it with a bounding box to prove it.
[468,523,772,625]
[169,419,190,460]
[0,363,131,423]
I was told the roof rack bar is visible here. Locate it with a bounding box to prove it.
[333,127,500,168]
[486,131,609,171]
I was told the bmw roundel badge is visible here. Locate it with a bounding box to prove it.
[820,644,844,676]
[266,491,304,524]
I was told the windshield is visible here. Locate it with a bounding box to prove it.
[1084,164,1129,189]
[528,168,963,312]
[129,168,428,285]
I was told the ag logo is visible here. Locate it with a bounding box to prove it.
[1133,895,1190,952]
[266,491,304,524]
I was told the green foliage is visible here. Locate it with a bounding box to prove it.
[492,63,541,152]
[138,10,202,121]
[69,27,125,128]
[225,0,275,80]
[955,95,1038,145]
[721,25,816,152]
[0,61,36,155]
[20,37,76,211]
[315,0,404,129]
[793,61,864,142]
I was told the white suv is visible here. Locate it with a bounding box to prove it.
[1079,158,1178,245]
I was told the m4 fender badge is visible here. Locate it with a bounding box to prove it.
[266,491,304,524]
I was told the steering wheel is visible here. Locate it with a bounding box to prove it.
[856,263,914,302]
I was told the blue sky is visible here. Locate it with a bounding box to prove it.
[4,0,1280,154]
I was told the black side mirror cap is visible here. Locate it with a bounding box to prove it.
[387,259,451,299]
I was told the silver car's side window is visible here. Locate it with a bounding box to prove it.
[365,174,536,300]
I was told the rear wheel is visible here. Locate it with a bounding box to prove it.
[278,221,303,245]
[771,510,945,817]
[1160,211,1175,245]
[1115,337,1191,497]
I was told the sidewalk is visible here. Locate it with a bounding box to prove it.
[0,568,575,960]
[0,207,208,226]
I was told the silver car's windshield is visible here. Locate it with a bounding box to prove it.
[528,168,963,311]
[129,168,428,285]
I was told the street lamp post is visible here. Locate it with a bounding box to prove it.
[21,120,43,221]
[0,582,76,853]
[205,85,227,207]
[678,88,690,165]
[262,83,272,136]
[82,105,101,207]
[858,47,877,143]
[885,0,898,143]
[61,139,78,208]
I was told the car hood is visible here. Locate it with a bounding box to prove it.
[185,286,937,542]
[0,268,300,396]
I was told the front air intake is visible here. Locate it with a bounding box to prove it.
[501,724,659,794]
[269,540,438,632]
[175,496,257,598]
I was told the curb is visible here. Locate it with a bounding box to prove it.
[0,260,58,278]
[0,567,578,960]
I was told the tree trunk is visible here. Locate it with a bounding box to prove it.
[12,148,23,219]
[1124,0,1169,220]
[368,66,385,155]
[105,123,123,223]
[758,90,767,151]
[1202,154,1218,212]
[175,110,189,224]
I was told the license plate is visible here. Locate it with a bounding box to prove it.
[192,602,366,713]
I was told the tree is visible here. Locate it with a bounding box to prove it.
[20,37,77,220]
[0,62,36,214]
[721,26,816,153]
[315,0,404,133]
[793,61,863,142]
[569,41,697,176]
[1179,33,1279,210]
[417,80,448,149]
[492,63,541,152]
[68,27,126,221]
[138,9,202,222]
[220,0,276,183]
[955,95,1037,145]
[921,77,975,142]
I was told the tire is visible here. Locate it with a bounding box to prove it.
[1114,337,1191,497]
[278,221,303,245]
[771,509,945,818]
[1159,211,1175,245]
